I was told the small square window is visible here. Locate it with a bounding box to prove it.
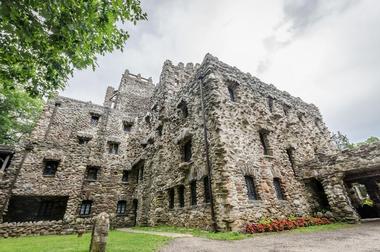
[85,166,99,181]
[108,142,119,154]
[122,170,129,182]
[123,122,133,133]
[43,160,59,176]
[78,137,90,145]
[79,200,92,216]
[116,200,127,215]
[90,114,100,126]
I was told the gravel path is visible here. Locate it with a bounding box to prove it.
[118,228,193,238]
[159,221,380,252]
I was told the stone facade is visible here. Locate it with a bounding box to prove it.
[0,54,379,236]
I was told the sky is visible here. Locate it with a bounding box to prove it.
[62,0,380,143]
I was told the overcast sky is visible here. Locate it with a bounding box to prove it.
[62,0,380,143]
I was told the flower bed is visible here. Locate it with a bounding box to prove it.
[245,217,331,233]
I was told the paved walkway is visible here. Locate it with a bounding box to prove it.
[158,221,380,252]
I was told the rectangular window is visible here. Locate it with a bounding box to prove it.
[37,201,55,218]
[116,200,127,215]
[168,188,175,209]
[123,122,133,133]
[228,87,235,102]
[108,142,119,154]
[178,101,189,118]
[79,200,92,216]
[122,170,129,182]
[86,166,99,181]
[139,167,144,181]
[259,130,270,156]
[43,160,59,176]
[268,97,274,112]
[90,114,100,126]
[203,176,211,203]
[273,178,285,200]
[190,180,197,206]
[157,125,163,136]
[245,176,259,200]
[178,185,185,208]
[183,140,192,162]
[78,137,90,145]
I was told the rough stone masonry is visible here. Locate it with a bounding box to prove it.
[0,54,379,237]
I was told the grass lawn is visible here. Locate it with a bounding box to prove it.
[132,222,352,240]
[0,230,171,252]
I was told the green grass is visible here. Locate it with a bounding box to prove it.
[0,230,171,252]
[133,222,353,240]
[132,225,251,240]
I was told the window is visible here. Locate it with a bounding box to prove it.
[116,201,127,215]
[178,185,185,208]
[90,114,100,126]
[37,201,54,219]
[55,102,61,107]
[145,115,151,124]
[268,97,274,112]
[157,125,163,136]
[245,176,259,200]
[134,160,144,183]
[228,86,235,102]
[297,112,305,124]
[315,118,322,130]
[177,100,188,118]
[183,140,192,162]
[259,130,270,156]
[190,180,197,206]
[139,167,144,181]
[85,166,99,181]
[78,137,90,145]
[123,122,133,133]
[168,188,175,209]
[203,176,211,203]
[79,200,92,216]
[122,170,129,182]
[108,142,119,154]
[286,148,295,172]
[43,160,59,176]
[283,104,291,116]
[273,178,285,200]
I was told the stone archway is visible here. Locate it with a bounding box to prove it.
[344,169,380,219]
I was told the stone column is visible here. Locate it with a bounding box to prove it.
[89,212,110,252]
[321,174,360,223]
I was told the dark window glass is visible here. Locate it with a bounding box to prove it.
[116,201,127,215]
[139,167,144,181]
[268,97,274,112]
[203,176,211,203]
[86,167,99,181]
[78,137,90,145]
[43,160,59,176]
[108,142,119,154]
[178,185,185,208]
[37,201,55,218]
[183,140,192,162]
[245,176,259,200]
[90,115,100,126]
[157,125,163,136]
[273,178,285,200]
[123,122,133,133]
[190,180,197,206]
[122,170,129,182]
[178,101,188,118]
[259,131,270,156]
[228,87,235,102]
[79,200,92,216]
[168,188,175,209]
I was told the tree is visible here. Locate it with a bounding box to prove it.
[332,131,354,150]
[356,136,380,147]
[0,0,146,143]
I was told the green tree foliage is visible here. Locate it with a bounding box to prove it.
[332,132,379,151]
[0,0,146,143]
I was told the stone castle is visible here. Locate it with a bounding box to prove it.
[0,54,379,236]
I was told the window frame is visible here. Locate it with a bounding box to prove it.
[108,142,119,155]
[182,140,192,162]
[244,175,259,200]
[203,176,211,203]
[116,200,127,215]
[168,188,175,209]
[122,170,129,182]
[43,160,59,176]
[190,180,197,206]
[273,178,286,200]
[90,114,100,126]
[85,166,99,181]
[178,185,185,208]
[79,200,92,216]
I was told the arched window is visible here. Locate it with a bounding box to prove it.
[244,176,259,200]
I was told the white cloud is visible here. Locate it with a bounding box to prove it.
[62,0,380,142]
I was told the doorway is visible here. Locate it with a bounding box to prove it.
[132,199,138,226]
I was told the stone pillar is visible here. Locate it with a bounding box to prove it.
[321,174,360,223]
[89,212,110,252]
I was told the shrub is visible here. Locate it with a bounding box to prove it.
[245,216,331,234]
